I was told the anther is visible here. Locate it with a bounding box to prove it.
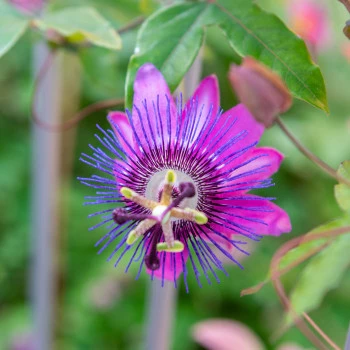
[166,169,176,185]
[157,240,184,253]
[120,187,134,199]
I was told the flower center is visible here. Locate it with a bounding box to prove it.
[112,170,208,271]
[145,169,198,212]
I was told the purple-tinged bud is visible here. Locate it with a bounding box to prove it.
[229,57,292,127]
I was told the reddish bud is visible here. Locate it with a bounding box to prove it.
[229,57,292,127]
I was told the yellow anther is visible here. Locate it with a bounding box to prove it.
[120,187,134,199]
[193,211,208,224]
[126,219,156,246]
[166,169,176,184]
[126,230,139,245]
[157,240,184,253]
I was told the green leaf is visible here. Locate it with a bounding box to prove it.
[241,216,350,297]
[0,2,29,58]
[287,228,350,323]
[214,0,328,112]
[279,216,350,271]
[126,1,328,112]
[125,3,218,108]
[34,7,121,50]
[335,161,350,213]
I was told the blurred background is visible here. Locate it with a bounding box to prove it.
[0,0,349,349]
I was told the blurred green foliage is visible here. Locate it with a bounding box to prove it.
[0,0,349,349]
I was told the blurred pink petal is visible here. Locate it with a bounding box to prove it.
[192,319,265,350]
[288,0,330,52]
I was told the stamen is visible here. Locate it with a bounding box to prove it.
[126,219,156,245]
[160,219,174,247]
[119,171,205,271]
[160,170,176,205]
[171,208,208,224]
[120,186,158,209]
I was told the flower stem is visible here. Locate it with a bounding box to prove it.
[145,280,177,350]
[276,116,350,187]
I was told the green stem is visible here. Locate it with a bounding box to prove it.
[276,116,350,187]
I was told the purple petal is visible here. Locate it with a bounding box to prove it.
[237,147,284,180]
[182,75,220,142]
[202,104,264,159]
[219,147,284,193]
[108,111,137,158]
[217,195,292,236]
[132,63,177,149]
[146,247,189,281]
